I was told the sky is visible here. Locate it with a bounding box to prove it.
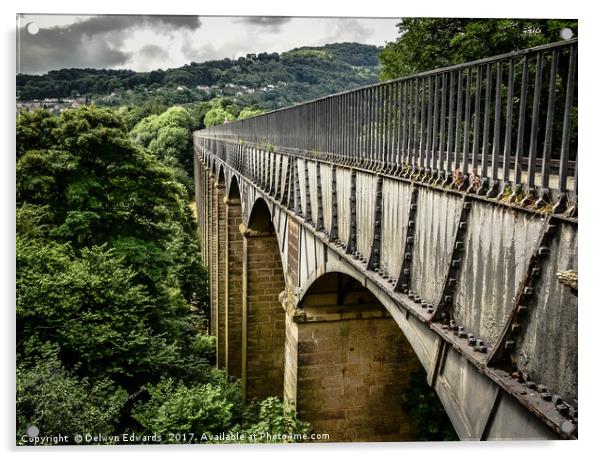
[16,14,400,75]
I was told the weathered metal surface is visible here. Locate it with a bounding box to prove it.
[515,221,578,406]
[394,186,419,295]
[484,390,557,440]
[367,176,383,271]
[411,188,463,306]
[320,164,333,234]
[355,172,378,260]
[307,160,319,226]
[279,154,289,200]
[380,179,412,280]
[335,167,352,246]
[433,196,472,322]
[453,202,544,346]
[202,151,578,438]
[300,226,318,287]
[434,342,500,439]
[297,158,307,217]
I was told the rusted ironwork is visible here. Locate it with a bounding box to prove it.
[393,186,419,294]
[303,159,312,224]
[293,158,302,216]
[203,150,577,439]
[488,217,558,366]
[315,161,325,232]
[345,170,358,255]
[367,176,383,272]
[432,197,473,322]
[329,164,339,242]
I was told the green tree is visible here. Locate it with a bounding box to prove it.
[400,369,458,441]
[238,108,264,120]
[379,18,578,80]
[237,398,312,443]
[16,109,58,160]
[130,107,195,197]
[15,104,308,444]
[17,343,128,444]
[132,378,240,440]
[204,107,236,127]
[16,236,185,387]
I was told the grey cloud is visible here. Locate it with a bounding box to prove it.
[321,18,374,43]
[139,44,169,60]
[136,44,170,71]
[180,16,289,62]
[67,15,200,36]
[181,40,216,63]
[18,15,201,74]
[235,16,291,32]
[182,39,251,63]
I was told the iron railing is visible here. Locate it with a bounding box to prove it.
[199,39,578,213]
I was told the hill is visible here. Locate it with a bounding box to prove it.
[16,42,382,110]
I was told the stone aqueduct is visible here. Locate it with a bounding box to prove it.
[193,40,578,441]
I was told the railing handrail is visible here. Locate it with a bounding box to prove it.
[197,39,577,215]
[199,39,577,128]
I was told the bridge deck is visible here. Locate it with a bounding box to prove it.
[193,39,578,441]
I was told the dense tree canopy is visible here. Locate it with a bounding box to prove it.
[129,106,195,196]
[379,18,578,80]
[16,106,309,444]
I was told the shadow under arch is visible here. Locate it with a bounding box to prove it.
[292,268,455,442]
[247,196,273,233]
[243,196,287,401]
[209,157,217,177]
[217,163,226,186]
[227,174,241,201]
[298,259,437,372]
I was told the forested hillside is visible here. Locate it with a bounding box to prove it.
[16,42,381,110]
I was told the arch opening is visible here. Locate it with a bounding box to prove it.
[228,175,240,201]
[290,272,455,442]
[247,197,273,233]
[243,197,286,400]
[217,164,226,186]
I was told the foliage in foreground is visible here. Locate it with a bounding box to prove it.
[16,106,309,444]
[400,369,458,441]
[17,343,128,445]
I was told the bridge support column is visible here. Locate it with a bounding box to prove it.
[240,223,286,401]
[208,172,217,338]
[215,182,227,368]
[283,274,421,442]
[225,196,243,377]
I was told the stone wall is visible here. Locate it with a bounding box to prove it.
[244,232,287,400]
[216,184,227,368]
[225,198,243,377]
[291,312,421,442]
